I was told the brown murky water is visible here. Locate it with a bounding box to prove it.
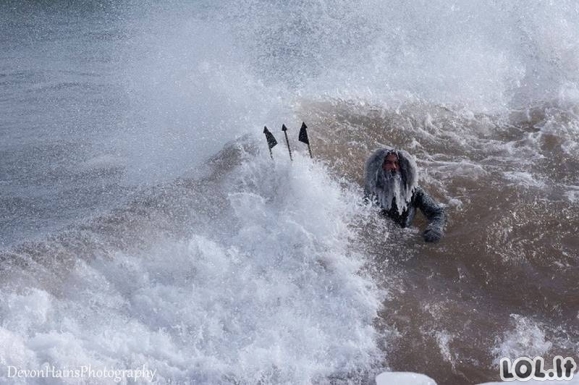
[300,99,579,384]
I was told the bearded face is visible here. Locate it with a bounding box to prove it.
[364,148,419,214]
[375,166,406,215]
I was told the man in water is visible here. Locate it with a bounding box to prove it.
[364,147,446,243]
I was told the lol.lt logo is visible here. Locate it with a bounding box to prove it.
[500,356,577,381]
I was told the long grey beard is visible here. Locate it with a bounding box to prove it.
[375,170,410,215]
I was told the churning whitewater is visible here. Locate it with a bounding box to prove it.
[1,147,384,384]
[1,0,578,384]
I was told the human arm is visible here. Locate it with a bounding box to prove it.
[414,187,446,242]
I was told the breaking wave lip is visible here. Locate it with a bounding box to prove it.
[0,136,388,384]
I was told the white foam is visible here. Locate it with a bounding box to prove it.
[491,314,553,366]
[375,372,579,385]
[0,153,385,384]
[376,372,437,385]
[480,380,579,385]
[565,186,579,203]
[503,171,546,189]
[429,159,488,180]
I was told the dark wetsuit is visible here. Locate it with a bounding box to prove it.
[364,147,446,242]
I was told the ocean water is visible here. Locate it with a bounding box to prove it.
[1,1,578,384]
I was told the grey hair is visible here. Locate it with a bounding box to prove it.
[364,147,418,212]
